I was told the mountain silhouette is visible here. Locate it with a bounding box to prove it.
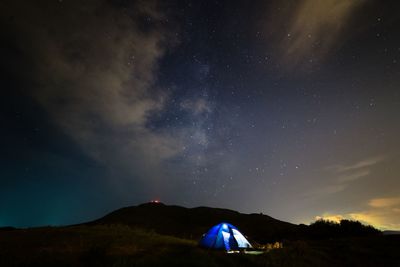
[89,202,299,243]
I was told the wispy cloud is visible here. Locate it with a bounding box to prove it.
[306,156,384,197]
[331,156,385,173]
[307,184,346,197]
[267,0,364,71]
[312,157,399,230]
[369,197,400,208]
[336,170,370,183]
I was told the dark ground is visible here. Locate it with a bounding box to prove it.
[1,203,399,267]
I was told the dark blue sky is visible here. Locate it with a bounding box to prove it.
[1,0,400,229]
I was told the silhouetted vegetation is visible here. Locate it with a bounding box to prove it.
[0,226,16,231]
[0,204,397,266]
[307,219,381,240]
[0,225,399,267]
[91,202,299,243]
[90,203,381,243]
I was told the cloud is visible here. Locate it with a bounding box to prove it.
[2,0,225,201]
[3,0,183,186]
[267,0,364,71]
[315,196,400,230]
[315,214,344,223]
[369,197,400,208]
[336,170,370,183]
[305,156,384,198]
[332,156,385,173]
[181,98,212,115]
[311,157,399,230]
[306,184,346,197]
[332,156,383,184]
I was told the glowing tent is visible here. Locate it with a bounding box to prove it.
[199,222,252,250]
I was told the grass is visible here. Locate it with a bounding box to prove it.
[0,225,399,266]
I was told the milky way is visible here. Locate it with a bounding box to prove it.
[1,0,400,230]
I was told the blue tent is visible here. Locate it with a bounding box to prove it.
[199,222,252,250]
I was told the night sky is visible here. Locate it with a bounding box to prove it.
[1,0,400,230]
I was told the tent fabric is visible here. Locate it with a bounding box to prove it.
[199,222,252,250]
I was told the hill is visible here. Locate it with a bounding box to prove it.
[89,202,299,243]
[0,203,399,266]
[1,224,399,266]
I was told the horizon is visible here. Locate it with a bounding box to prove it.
[1,0,400,231]
[2,201,398,232]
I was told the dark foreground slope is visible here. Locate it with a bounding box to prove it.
[90,202,298,243]
[1,203,399,266]
[1,225,400,267]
